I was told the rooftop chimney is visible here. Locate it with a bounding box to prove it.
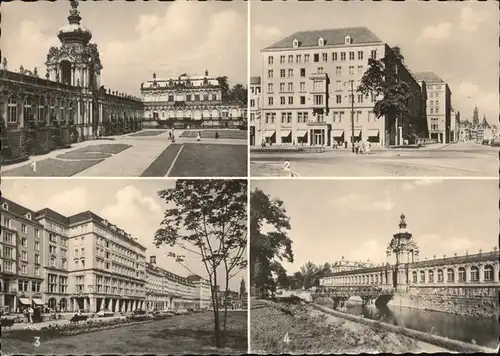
[150,256,156,264]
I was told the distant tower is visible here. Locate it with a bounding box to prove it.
[239,277,246,298]
[386,214,419,290]
[45,0,102,88]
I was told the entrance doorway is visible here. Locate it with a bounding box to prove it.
[310,129,325,146]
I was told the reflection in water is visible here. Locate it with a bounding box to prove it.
[344,302,499,349]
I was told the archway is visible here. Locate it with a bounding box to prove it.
[60,60,72,85]
[48,297,57,311]
[59,298,68,312]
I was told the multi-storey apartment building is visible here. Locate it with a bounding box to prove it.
[0,198,45,313]
[141,71,246,129]
[186,274,212,309]
[414,72,452,143]
[258,27,426,147]
[249,76,262,145]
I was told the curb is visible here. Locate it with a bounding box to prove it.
[310,303,497,354]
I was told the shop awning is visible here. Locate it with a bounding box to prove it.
[280,130,291,137]
[367,129,379,137]
[33,298,44,306]
[263,130,275,138]
[19,298,31,305]
[296,130,308,137]
[332,129,344,137]
[348,130,362,136]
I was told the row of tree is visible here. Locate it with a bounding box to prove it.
[216,76,247,105]
[277,262,333,291]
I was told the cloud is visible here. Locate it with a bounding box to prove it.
[460,6,489,32]
[415,233,494,259]
[331,194,396,212]
[46,187,89,215]
[3,20,59,74]
[253,24,283,41]
[401,179,444,191]
[99,2,247,93]
[417,22,452,43]
[345,239,388,264]
[456,82,499,120]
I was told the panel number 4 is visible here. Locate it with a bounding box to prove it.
[283,332,291,344]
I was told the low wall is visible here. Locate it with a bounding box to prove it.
[389,286,499,318]
[311,303,496,354]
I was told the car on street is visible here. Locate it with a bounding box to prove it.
[490,138,500,147]
[96,308,114,317]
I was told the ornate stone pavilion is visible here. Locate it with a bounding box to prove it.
[141,71,246,129]
[0,0,143,163]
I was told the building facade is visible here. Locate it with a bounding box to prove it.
[256,27,427,147]
[249,76,262,146]
[0,1,142,164]
[141,71,246,129]
[414,72,452,144]
[0,196,214,314]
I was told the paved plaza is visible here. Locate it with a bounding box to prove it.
[250,142,498,177]
[1,129,248,177]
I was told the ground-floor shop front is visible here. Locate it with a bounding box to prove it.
[45,294,145,313]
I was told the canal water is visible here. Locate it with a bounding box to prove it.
[343,301,499,349]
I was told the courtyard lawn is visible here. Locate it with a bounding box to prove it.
[129,130,167,137]
[180,130,247,140]
[1,158,104,177]
[140,144,182,177]
[250,298,448,354]
[71,143,131,154]
[250,162,289,177]
[2,311,247,355]
[168,143,247,177]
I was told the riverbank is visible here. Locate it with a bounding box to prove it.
[250,298,452,354]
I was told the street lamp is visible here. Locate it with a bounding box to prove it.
[344,80,355,153]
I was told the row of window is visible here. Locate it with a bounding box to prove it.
[262,110,378,125]
[268,65,364,80]
[6,97,76,124]
[148,93,219,102]
[266,93,376,107]
[324,265,496,285]
[268,50,377,65]
[17,280,42,293]
[2,218,41,237]
[3,261,41,276]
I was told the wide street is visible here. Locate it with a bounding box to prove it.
[1,129,247,177]
[250,142,498,177]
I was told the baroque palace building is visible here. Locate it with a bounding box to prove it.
[141,71,246,129]
[0,197,210,314]
[252,27,429,147]
[0,1,142,163]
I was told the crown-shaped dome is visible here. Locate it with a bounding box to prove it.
[57,0,92,45]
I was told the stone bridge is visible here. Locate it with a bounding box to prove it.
[313,285,395,309]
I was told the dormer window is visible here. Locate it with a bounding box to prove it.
[2,202,8,210]
[318,37,325,46]
[293,39,299,48]
[25,213,32,220]
[345,36,352,45]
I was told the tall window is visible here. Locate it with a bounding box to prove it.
[357,51,364,60]
[484,265,493,281]
[420,270,425,282]
[7,96,17,123]
[447,268,454,282]
[458,267,466,282]
[437,269,444,282]
[470,266,479,281]
[268,56,273,65]
[412,271,417,283]
[349,52,355,60]
[23,97,33,122]
[37,99,46,122]
[428,270,434,282]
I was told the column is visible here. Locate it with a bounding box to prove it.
[494,264,500,283]
[89,297,94,312]
[89,100,93,136]
[77,101,81,126]
[466,266,471,284]
[83,298,87,311]
[479,265,484,283]
[13,296,18,313]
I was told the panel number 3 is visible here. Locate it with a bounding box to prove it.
[33,336,41,347]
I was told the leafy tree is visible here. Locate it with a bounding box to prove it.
[472,106,480,126]
[250,188,293,299]
[216,76,230,100]
[154,180,247,349]
[230,83,248,104]
[357,46,413,146]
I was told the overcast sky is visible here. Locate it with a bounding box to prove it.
[251,1,498,124]
[2,179,246,292]
[2,0,247,96]
[252,179,498,274]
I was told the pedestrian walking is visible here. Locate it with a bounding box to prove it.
[196,131,201,142]
[215,131,219,139]
[27,306,34,324]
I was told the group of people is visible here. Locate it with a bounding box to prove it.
[196,131,219,141]
[332,139,371,154]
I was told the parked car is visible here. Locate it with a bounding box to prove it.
[131,309,147,316]
[490,138,500,147]
[96,308,114,317]
[482,139,490,145]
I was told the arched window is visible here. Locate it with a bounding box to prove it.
[293,39,299,48]
[49,98,57,122]
[447,268,454,282]
[420,270,425,282]
[484,265,493,281]
[37,98,46,122]
[60,105,66,123]
[375,274,379,284]
[23,97,33,122]
[345,36,352,45]
[470,266,479,282]
[7,96,17,123]
[437,269,444,282]
[458,267,466,282]
[362,275,365,284]
[428,270,434,283]
[412,271,418,283]
[50,257,56,267]
[318,37,325,46]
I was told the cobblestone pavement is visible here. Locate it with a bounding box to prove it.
[251,142,498,177]
[1,130,247,177]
